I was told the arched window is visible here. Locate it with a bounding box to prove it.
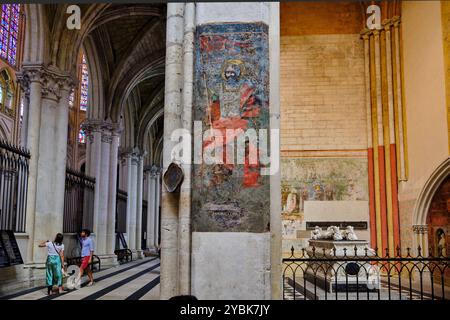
[78,128,86,144]
[0,68,14,116]
[68,88,75,108]
[80,54,89,111]
[0,4,21,66]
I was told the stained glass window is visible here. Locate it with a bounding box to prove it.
[78,128,86,144]
[0,4,20,66]
[80,54,89,111]
[19,97,23,125]
[68,88,75,108]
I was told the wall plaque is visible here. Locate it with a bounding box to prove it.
[0,230,23,268]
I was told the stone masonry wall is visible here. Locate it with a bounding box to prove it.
[280,34,366,151]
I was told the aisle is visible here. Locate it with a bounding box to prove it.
[2,257,160,300]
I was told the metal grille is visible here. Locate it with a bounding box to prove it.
[283,245,450,300]
[116,189,127,233]
[63,168,95,233]
[0,140,29,233]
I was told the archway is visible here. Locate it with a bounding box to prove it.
[412,157,450,255]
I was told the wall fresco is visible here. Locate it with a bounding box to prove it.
[192,23,270,233]
[281,158,368,220]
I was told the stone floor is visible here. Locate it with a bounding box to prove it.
[0,257,160,300]
[283,276,450,300]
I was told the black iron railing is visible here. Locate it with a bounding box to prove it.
[0,140,29,233]
[116,189,127,233]
[283,245,450,300]
[63,168,95,233]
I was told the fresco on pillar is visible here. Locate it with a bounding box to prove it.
[192,23,270,233]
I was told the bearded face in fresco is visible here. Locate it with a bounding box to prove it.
[222,61,244,88]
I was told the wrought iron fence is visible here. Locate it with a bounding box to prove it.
[116,189,127,233]
[283,245,450,300]
[0,140,29,233]
[63,168,95,233]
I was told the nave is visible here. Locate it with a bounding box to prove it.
[1,258,160,300]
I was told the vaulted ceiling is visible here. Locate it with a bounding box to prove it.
[44,3,166,157]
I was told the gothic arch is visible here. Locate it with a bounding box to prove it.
[22,4,49,64]
[413,157,450,226]
[51,4,110,74]
[411,157,450,254]
[83,36,107,120]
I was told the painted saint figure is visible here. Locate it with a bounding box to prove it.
[204,59,262,188]
[285,188,298,213]
[437,229,447,257]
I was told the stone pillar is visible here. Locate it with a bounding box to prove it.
[135,154,144,257]
[146,166,157,251]
[17,67,43,264]
[106,129,120,255]
[17,65,75,266]
[160,2,185,299]
[84,121,102,240]
[178,1,195,295]
[268,2,282,299]
[393,17,406,181]
[125,150,139,251]
[96,128,111,255]
[83,120,120,266]
[19,87,30,147]
[190,3,277,299]
[154,168,161,247]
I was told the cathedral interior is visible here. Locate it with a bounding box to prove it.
[0,1,449,301]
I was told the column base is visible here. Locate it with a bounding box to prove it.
[0,264,46,297]
[96,254,119,269]
[142,247,160,257]
[132,249,143,260]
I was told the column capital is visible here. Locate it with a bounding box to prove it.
[360,28,372,39]
[82,119,120,135]
[120,147,145,165]
[16,64,77,102]
[392,16,401,27]
[413,225,428,234]
[382,19,394,32]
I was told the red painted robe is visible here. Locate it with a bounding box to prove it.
[204,83,261,187]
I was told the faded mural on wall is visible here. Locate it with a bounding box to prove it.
[192,23,270,233]
[281,158,368,224]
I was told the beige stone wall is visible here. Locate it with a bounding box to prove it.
[280,2,369,252]
[442,1,450,152]
[280,34,367,151]
[399,1,449,247]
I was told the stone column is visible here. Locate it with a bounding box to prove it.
[19,88,30,148]
[146,166,157,251]
[84,120,102,239]
[126,150,139,251]
[135,154,144,257]
[154,168,161,247]
[83,120,120,266]
[17,67,43,264]
[95,126,111,256]
[393,17,406,181]
[160,2,185,299]
[53,79,72,244]
[17,65,74,265]
[268,2,282,300]
[190,3,275,300]
[106,129,120,255]
[178,2,195,295]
